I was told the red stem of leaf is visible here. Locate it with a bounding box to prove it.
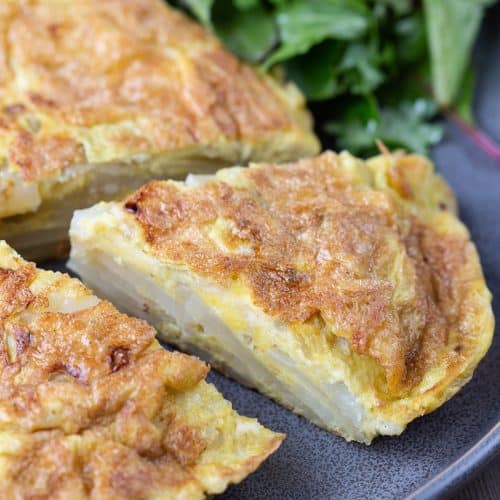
[446,109,500,163]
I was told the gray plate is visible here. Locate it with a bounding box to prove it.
[47,7,500,500]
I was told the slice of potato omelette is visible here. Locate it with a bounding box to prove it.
[69,151,494,444]
[0,241,283,498]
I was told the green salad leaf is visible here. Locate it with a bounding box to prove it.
[210,2,277,62]
[326,98,443,155]
[455,68,476,126]
[182,0,213,26]
[423,0,492,106]
[263,0,370,68]
[283,42,345,101]
[374,0,412,16]
[233,0,259,9]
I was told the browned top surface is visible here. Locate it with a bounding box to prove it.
[0,0,314,182]
[125,152,483,397]
[0,245,220,498]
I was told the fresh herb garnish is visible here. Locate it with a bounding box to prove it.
[173,0,499,159]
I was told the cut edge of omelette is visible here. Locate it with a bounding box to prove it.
[0,241,283,498]
[68,150,494,444]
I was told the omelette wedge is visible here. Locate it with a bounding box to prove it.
[0,0,318,260]
[0,241,283,497]
[69,151,494,444]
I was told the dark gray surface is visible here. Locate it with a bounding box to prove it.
[455,454,500,500]
[47,7,500,500]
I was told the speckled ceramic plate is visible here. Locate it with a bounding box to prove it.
[47,7,500,500]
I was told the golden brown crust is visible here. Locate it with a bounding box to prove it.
[7,129,86,181]
[124,152,486,397]
[0,243,281,498]
[0,0,315,183]
[0,263,35,320]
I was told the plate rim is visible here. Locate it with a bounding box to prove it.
[408,421,500,499]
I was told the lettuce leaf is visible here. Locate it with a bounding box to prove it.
[423,0,494,106]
